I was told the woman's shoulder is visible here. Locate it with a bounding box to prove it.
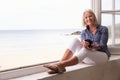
[98,25,108,31]
[81,28,87,33]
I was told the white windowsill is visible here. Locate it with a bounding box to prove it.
[0,45,120,80]
[0,54,120,80]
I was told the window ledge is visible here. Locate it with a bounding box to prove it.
[1,55,120,80]
[1,45,120,80]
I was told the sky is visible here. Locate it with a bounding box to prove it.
[0,0,91,30]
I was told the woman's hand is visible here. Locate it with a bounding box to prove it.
[91,44,101,50]
[82,40,92,50]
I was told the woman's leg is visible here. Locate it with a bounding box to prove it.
[61,38,82,61]
[60,55,79,67]
[82,50,108,65]
[60,49,73,61]
[61,47,108,67]
[44,48,86,73]
[47,47,87,73]
[44,47,108,74]
[75,48,108,65]
[44,38,82,74]
[60,47,88,67]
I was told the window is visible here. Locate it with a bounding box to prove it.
[92,0,120,45]
[101,0,120,45]
[0,0,91,30]
[0,0,91,73]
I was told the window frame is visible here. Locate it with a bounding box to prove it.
[2,0,120,79]
[92,0,120,45]
[0,0,92,79]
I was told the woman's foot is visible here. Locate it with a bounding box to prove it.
[47,69,59,74]
[43,62,66,74]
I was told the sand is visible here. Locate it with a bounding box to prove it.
[0,35,120,72]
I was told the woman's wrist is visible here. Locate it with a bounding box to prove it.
[92,44,101,49]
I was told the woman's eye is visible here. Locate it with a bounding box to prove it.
[85,17,88,19]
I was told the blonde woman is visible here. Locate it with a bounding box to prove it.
[44,9,111,74]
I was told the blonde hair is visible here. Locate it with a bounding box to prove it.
[82,9,98,26]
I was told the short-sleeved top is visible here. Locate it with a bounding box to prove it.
[80,25,111,57]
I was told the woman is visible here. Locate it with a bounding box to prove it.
[44,9,111,74]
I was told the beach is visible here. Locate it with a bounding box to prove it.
[0,29,80,71]
[0,29,120,71]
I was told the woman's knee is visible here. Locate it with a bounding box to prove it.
[80,47,88,53]
[68,38,82,53]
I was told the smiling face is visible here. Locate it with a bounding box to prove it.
[82,9,98,26]
[84,12,95,26]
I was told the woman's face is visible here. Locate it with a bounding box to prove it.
[84,12,95,26]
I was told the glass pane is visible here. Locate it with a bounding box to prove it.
[0,0,91,72]
[115,15,120,44]
[101,14,112,45]
[0,0,91,30]
[102,0,112,10]
[115,0,120,10]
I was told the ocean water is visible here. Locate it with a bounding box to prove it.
[0,29,119,71]
[0,29,82,70]
[0,29,81,55]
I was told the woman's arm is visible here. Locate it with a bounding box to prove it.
[92,26,109,50]
[99,26,109,50]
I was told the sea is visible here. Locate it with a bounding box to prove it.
[0,28,118,70]
[0,29,83,70]
[0,29,82,55]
